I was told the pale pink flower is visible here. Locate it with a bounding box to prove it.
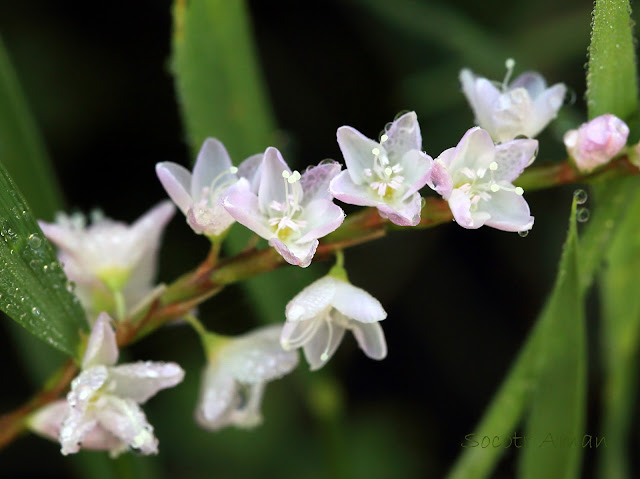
[196,325,298,431]
[39,202,175,319]
[281,276,387,370]
[429,127,538,232]
[460,60,566,143]
[29,313,184,456]
[329,111,433,226]
[156,138,262,238]
[223,147,345,267]
[563,114,629,172]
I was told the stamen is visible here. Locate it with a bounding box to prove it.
[490,184,500,192]
[320,318,334,361]
[384,167,393,176]
[283,319,319,347]
[380,134,388,143]
[502,58,516,90]
[489,162,498,171]
[372,147,380,156]
[515,187,524,196]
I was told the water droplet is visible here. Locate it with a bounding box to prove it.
[518,230,529,237]
[577,207,590,223]
[27,234,42,249]
[66,281,76,293]
[573,189,588,205]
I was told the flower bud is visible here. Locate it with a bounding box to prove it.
[563,114,629,172]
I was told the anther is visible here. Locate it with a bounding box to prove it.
[490,184,500,192]
[282,170,290,179]
[489,162,498,171]
[384,167,393,176]
[372,147,380,156]
[380,134,389,143]
[515,187,524,196]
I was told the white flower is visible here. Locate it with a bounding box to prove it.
[196,325,298,431]
[39,202,175,319]
[223,147,345,267]
[281,276,387,370]
[563,114,629,172]
[156,138,262,237]
[429,127,538,232]
[460,59,566,143]
[29,313,184,456]
[329,111,433,226]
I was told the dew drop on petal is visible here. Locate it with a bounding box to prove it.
[573,189,588,205]
[518,230,529,237]
[577,207,590,223]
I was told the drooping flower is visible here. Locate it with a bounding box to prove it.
[156,138,262,238]
[281,275,387,371]
[429,127,538,232]
[329,111,433,226]
[39,202,175,320]
[195,325,298,431]
[563,114,629,172]
[29,313,184,456]
[223,147,345,267]
[460,59,566,143]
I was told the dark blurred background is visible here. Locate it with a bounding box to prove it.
[0,1,626,478]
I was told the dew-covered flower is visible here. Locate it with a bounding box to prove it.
[196,325,298,431]
[223,147,345,267]
[29,313,184,456]
[563,114,629,172]
[429,127,538,232]
[39,202,175,319]
[281,275,387,370]
[329,111,433,226]
[460,59,566,143]
[156,138,261,238]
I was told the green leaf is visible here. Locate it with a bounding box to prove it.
[171,0,276,160]
[518,199,586,479]
[0,35,63,221]
[587,0,638,120]
[0,162,86,359]
[447,198,589,479]
[596,185,640,479]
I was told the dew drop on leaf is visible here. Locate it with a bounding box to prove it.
[573,189,588,205]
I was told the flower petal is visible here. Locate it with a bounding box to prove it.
[349,320,387,360]
[296,199,345,243]
[195,364,237,431]
[480,188,534,232]
[493,139,539,182]
[191,138,233,200]
[223,179,274,239]
[383,111,422,162]
[449,127,496,175]
[331,278,386,323]
[286,276,335,322]
[155,162,193,214]
[258,147,291,213]
[399,149,433,200]
[377,192,423,227]
[509,72,547,98]
[237,153,264,192]
[428,158,454,199]
[227,382,265,429]
[329,170,380,207]
[83,313,118,368]
[223,325,299,383]
[302,318,347,371]
[300,161,342,203]
[95,395,158,455]
[270,238,318,268]
[448,188,476,229]
[336,126,380,184]
[108,361,185,404]
[60,412,99,455]
[530,83,567,137]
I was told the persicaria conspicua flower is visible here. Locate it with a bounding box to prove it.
[563,114,629,173]
[329,111,433,226]
[29,312,184,456]
[196,324,298,431]
[460,59,566,143]
[223,147,345,267]
[281,272,387,371]
[429,127,538,232]
[39,202,175,320]
[156,138,261,238]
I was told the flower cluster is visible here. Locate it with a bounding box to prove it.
[27,57,633,459]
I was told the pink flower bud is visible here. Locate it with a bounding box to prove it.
[564,114,629,172]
